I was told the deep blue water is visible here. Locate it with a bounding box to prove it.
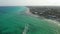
[0,6,27,14]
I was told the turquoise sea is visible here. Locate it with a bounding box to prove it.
[0,6,60,34]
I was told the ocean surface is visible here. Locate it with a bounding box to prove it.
[0,6,59,34]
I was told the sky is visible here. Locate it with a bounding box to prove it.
[0,0,60,6]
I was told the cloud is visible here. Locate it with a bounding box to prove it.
[0,0,60,6]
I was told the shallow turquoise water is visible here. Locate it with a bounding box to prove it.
[0,6,59,34]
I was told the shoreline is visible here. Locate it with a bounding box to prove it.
[25,7,60,26]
